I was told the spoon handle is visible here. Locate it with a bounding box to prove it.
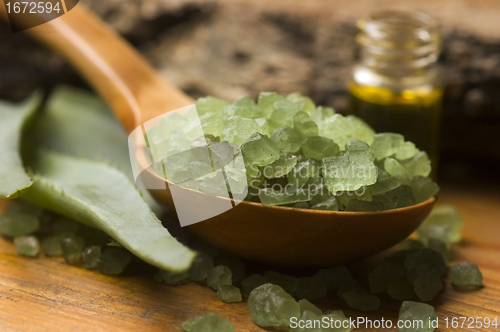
[23,4,193,133]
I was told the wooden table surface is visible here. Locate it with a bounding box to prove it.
[0,186,499,332]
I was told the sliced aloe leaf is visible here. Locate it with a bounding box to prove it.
[29,85,162,215]
[29,85,130,169]
[23,148,195,272]
[0,92,43,199]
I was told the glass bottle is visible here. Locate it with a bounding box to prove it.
[348,11,442,177]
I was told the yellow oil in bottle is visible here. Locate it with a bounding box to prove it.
[349,84,442,176]
[349,10,442,178]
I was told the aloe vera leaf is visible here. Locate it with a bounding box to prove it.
[29,85,130,169]
[23,149,195,272]
[0,92,43,199]
[29,85,162,215]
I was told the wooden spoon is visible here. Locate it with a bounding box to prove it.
[23,4,435,267]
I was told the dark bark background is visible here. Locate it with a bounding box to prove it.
[1,0,500,187]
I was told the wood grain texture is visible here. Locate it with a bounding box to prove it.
[0,186,499,332]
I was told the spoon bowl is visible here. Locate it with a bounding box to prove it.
[148,173,436,267]
[188,197,436,267]
[25,4,436,267]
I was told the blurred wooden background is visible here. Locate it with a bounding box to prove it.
[1,0,500,188]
